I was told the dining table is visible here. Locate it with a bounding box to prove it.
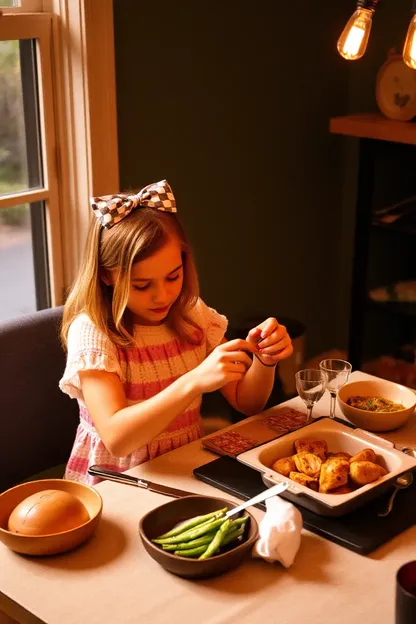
[0,370,415,624]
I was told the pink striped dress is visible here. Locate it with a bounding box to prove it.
[59,299,227,485]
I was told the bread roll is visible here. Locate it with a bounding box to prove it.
[8,489,90,536]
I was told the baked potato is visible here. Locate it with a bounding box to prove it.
[271,456,296,477]
[327,451,352,461]
[294,438,327,461]
[293,452,322,478]
[319,457,350,493]
[349,460,387,486]
[270,438,388,495]
[349,449,377,464]
[289,471,319,491]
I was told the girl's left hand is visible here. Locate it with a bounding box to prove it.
[246,318,293,366]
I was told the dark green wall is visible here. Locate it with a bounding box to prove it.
[335,0,414,359]
[113,0,412,359]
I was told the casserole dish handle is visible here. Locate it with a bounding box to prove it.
[262,472,304,496]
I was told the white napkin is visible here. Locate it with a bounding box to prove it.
[252,495,303,568]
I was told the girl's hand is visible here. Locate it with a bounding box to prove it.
[246,318,293,366]
[191,339,255,394]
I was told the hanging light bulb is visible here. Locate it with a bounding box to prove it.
[337,0,379,61]
[403,1,416,70]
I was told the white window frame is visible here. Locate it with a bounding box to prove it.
[0,0,119,303]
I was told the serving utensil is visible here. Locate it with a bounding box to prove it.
[87,465,195,498]
[376,446,416,517]
[378,472,414,517]
[400,447,416,458]
[224,481,289,518]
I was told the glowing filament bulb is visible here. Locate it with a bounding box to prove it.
[337,8,374,60]
[343,25,366,58]
[403,14,416,70]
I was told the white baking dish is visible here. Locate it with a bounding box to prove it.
[237,418,416,517]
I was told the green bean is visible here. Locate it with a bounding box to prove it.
[155,507,228,540]
[228,516,248,530]
[199,519,231,560]
[173,545,208,557]
[153,517,227,545]
[221,526,244,547]
[153,517,219,544]
[161,533,216,551]
[153,517,221,544]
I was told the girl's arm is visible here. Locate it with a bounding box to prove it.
[220,318,293,416]
[79,338,255,457]
[79,369,200,457]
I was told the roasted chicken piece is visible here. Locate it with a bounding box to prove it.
[349,460,387,486]
[349,448,377,464]
[319,457,349,493]
[271,456,296,477]
[327,451,352,461]
[293,452,322,478]
[294,438,328,461]
[289,471,319,491]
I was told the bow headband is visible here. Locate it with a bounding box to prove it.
[90,179,177,229]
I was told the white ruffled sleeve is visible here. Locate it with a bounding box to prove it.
[59,314,125,400]
[192,298,228,354]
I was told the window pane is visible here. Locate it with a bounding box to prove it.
[0,201,50,322]
[0,39,42,196]
[0,1,20,6]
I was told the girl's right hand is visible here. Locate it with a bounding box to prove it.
[191,339,254,394]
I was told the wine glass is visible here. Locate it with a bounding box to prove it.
[319,359,352,419]
[295,369,328,423]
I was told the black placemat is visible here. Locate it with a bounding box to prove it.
[193,455,416,555]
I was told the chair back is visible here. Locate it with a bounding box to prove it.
[0,307,79,492]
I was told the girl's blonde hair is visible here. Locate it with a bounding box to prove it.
[61,207,201,348]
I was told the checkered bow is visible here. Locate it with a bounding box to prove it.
[90,179,177,229]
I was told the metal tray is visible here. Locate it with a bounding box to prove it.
[237,417,416,517]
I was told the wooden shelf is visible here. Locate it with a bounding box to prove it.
[367,299,416,318]
[372,220,416,236]
[329,113,416,146]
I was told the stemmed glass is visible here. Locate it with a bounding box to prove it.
[319,359,352,419]
[295,369,328,423]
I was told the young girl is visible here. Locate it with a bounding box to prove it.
[59,180,293,484]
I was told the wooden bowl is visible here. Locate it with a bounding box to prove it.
[338,379,416,432]
[138,495,258,579]
[0,479,103,556]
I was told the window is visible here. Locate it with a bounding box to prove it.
[0,1,44,10]
[0,0,119,323]
[0,13,61,322]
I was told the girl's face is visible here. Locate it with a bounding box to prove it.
[121,237,184,325]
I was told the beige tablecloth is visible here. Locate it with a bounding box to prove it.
[1,371,415,624]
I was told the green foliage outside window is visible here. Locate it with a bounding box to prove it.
[0,39,29,226]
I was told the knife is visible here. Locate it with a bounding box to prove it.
[225,481,289,518]
[88,465,195,498]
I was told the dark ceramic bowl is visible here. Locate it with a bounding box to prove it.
[138,495,258,579]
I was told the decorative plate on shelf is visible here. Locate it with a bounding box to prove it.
[376,52,416,121]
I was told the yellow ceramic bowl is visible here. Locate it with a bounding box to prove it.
[0,479,102,556]
[337,379,416,432]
